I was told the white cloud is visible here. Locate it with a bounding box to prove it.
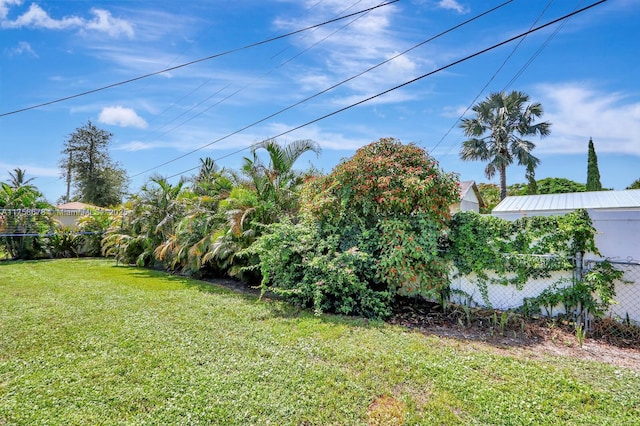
[272,0,446,114]
[98,106,148,129]
[0,0,21,20]
[0,2,134,38]
[436,0,470,14]
[535,82,640,156]
[5,3,82,29]
[0,162,59,178]
[84,9,134,38]
[114,141,156,152]
[6,40,37,57]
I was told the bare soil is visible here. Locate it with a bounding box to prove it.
[390,297,640,373]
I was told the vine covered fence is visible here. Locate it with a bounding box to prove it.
[449,257,640,326]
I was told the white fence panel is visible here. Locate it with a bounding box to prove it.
[449,269,573,313]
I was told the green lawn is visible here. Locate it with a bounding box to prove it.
[1,259,639,425]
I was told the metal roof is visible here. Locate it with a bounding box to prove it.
[493,189,640,213]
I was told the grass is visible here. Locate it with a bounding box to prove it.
[1,258,639,425]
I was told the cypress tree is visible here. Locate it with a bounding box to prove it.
[586,138,602,191]
[525,161,537,195]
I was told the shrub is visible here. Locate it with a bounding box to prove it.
[249,138,459,318]
[246,221,393,319]
[302,138,459,298]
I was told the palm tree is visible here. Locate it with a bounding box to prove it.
[460,91,551,200]
[242,138,321,218]
[102,175,186,267]
[8,168,36,190]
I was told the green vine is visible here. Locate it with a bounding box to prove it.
[446,209,600,307]
[521,261,626,320]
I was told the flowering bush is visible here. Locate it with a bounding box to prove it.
[250,138,459,318]
[302,138,459,298]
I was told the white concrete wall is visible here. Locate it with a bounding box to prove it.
[450,268,640,323]
[588,210,640,261]
[449,269,573,315]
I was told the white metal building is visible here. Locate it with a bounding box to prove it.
[491,189,640,322]
[492,189,640,261]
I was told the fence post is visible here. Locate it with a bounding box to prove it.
[574,252,586,330]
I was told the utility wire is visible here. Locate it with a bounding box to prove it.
[141,0,334,143]
[438,0,585,158]
[133,0,381,154]
[428,0,555,154]
[131,0,514,178]
[503,0,584,90]
[0,1,398,118]
[164,0,607,180]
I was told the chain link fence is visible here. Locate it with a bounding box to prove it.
[449,266,573,314]
[448,256,640,344]
[587,259,640,345]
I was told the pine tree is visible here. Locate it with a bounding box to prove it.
[61,120,128,206]
[586,138,602,191]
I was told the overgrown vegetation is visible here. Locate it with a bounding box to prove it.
[246,138,459,318]
[2,137,636,332]
[445,209,630,330]
[1,259,639,425]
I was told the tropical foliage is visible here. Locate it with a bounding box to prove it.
[246,138,460,318]
[0,169,52,259]
[460,90,551,200]
[102,139,320,279]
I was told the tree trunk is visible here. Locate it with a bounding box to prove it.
[65,151,72,202]
[499,165,507,200]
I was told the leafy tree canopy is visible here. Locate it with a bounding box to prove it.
[302,138,460,297]
[536,177,586,194]
[476,183,501,213]
[626,179,640,190]
[61,120,128,207]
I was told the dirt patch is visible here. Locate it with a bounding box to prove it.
[390,297,640,373]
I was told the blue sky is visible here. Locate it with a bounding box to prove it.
[1,0,638,203]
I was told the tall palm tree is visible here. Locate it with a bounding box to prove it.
[8,168,36,190]
[460,91,551,200]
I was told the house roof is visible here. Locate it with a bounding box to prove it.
[459,180,485,207]
[493,189,640,213]
[56,202,100,210]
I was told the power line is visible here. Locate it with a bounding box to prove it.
[428,0,556,155]
[0,1,398,118]
[436,0,586,159]
[139,0,336,143]
[131,0,383,156]
[164,0,607,180]
[503,0,585,90]
[131,0,514,178]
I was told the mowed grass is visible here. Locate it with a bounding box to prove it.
[1,259,639,425]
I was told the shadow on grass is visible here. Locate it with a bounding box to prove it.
[108,262,589,351]
[110,262,385,330]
